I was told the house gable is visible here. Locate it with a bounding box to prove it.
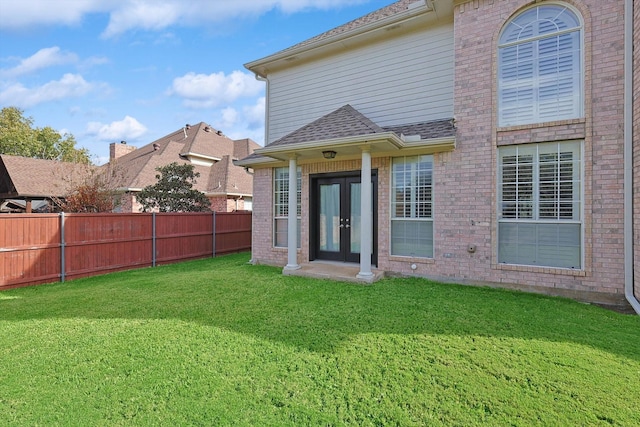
[247,1,455,145]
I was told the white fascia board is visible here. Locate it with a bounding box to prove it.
[253,133,455,162]
[233,156,281,168]
[245,2,434,77]
[181,152,221,162]
[254,132,404,158]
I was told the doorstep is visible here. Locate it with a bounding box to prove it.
[283,260,384,284]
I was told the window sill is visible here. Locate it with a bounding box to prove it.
[389,255,435,264]
[495,262,586,277]
[496,119,586,145]
[497,118,585,133]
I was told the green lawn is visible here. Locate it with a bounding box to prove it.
[1,253,639,426]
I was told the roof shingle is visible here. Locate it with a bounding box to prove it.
[103,122,259,196]
[0,155,93,198]
[267,104,455,148]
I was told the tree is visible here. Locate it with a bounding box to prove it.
[0,107,91,164]
[50,164,122,213]
[137,162,211,212]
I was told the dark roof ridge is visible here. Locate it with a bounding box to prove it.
[272,1,419,58]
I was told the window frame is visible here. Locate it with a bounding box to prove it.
[390,155,434,258]
[497,141,584,269]
[273,166,301,248]
[497,3,584,127]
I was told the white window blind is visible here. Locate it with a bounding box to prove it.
[498,142,582,268]
[498,5,582,126]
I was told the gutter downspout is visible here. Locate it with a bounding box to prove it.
[624,0,640,314]
[249,73,269,266]
[255,74,269,147]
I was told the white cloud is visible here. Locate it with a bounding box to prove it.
[86,115,148,141]
[0,47,78,78]
[169,70,264,109]
[0,73,93,108]
[244,96,266,128]
[210,97,266,145]
[0,0,368,37]
[0,0,116,30]
[219,107,239,129]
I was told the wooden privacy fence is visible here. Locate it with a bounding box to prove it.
[0,212,251,290]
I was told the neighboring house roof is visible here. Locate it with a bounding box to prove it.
[104,122,259,197]
[0,154,93,199]
[238,105,455,165]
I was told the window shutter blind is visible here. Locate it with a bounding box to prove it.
[498,5,582,126]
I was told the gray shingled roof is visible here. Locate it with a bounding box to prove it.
[269,104,385,147]
[0,155,93,198]
[268,104,454,148]
[383,119,456,140]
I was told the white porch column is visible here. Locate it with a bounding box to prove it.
[357,147,374,280]
[284,156,300,270]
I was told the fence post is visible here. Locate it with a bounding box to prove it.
[152,212,156,267]
[60,212,66,283]
[212,211,216,258]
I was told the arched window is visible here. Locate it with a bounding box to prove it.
[498,4,583,127]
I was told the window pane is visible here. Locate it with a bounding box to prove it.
[498,5,582,126]
[498,142,582,269]
[274,218,288,248]
[273,167,301,248]
[391,220,433,258]
[391,156,433,220]
[498,222,580,268]
[391,156,434,258]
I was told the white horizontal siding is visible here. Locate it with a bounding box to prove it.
[267,22,454,143]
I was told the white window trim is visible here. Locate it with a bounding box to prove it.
[497,2,585,127]
[390,155,434,259]
[497,141,584,269]
[273,166,301,248]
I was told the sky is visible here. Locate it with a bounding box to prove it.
[0,0,393,164]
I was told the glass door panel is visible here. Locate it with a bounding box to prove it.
[319,183,341,253]
[312,173,377,265]
[350,182,361,254]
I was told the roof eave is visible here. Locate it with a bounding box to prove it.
[245,1,434,78]
[233,156,282,168]
[252,132,455,163]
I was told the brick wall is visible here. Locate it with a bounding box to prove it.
[109,142,136,160]
[117,193,143,213]
[250,168,285,266]
[451,0,626,305]
[208,196,246,212]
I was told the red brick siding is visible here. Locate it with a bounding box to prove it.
[451,0,626,304]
